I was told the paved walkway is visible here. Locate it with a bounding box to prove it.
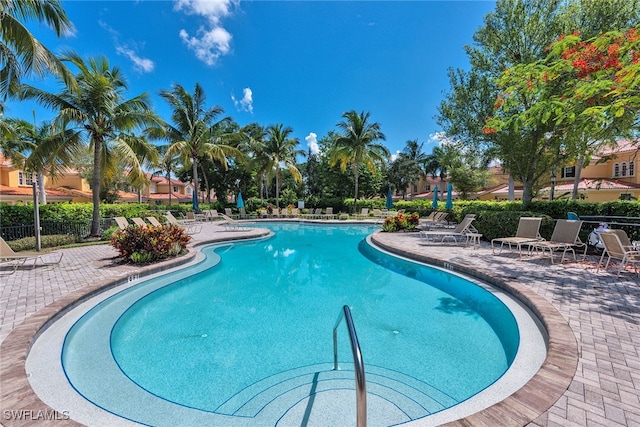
[1,220,639,426]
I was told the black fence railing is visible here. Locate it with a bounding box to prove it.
[0,219,113,242]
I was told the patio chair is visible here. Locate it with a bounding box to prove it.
[530,219,586,264]
[225,208,239,219]
[290,208,300,218]
[323,207,336,219]
[420,211,448,229]
[165,212,202,235]
[597,230,640,276]
[356,208,370,219]
[146,216,164,227]
[420,214,477,244]
[203,209,220,221]
[220,214,253,231]
[491,217,543,257]
[0,236,63,269]
[114,216,131,230]
[131,217,148,227]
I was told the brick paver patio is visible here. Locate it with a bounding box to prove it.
[1,220,639,426]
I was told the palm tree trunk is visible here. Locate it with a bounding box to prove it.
[90,137,102,237]
[38,172,46,204]
[275,167,280,208]
[353,165,359,214]
[192,159,199,212]
[167,172,172,206]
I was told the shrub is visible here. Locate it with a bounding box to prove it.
[6,234,78,252]
[109,224,191,263]
[381,212,420,232]
[472,211,554,241]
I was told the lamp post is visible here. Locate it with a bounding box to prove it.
[550,172,556,201]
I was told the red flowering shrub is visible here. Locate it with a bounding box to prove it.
[110,224,191,263]
[381,212,420,232]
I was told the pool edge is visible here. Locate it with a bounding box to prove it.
[369,231,578,427]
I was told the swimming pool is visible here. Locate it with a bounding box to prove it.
[30,223,545,426]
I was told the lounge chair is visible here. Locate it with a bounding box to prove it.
[530,219,586,264]
[131,217,148,227]
[114,216,131,230]
[289,208,300,218]
[420,214,477,244]
[203,209,220,221]
[420,211,448,228]
[165,212,202,235]
[356,208,370,219]
[220,214,252,231]
[146,216,164,227]
[258,208,268,218]
[323,207,336,219]
[0,236,63,269]
[597,230,640,276]
[491,217,543,257]
[224,208,239,219]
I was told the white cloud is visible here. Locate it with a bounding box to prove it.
[174,0,236,66]
[305,132,319,155]
[429,132,455,146]
[116,46,155,73]
[99,20,155,73]
[231,87,253,113]
[390,150,401,162]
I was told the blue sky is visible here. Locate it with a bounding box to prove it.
[7,0,496,158]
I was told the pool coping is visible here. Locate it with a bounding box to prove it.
[0,226,577,426]
[369,231,578,427]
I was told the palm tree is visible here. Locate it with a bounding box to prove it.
[330,110,389,213]
[155,83,240,212]
[0,0,76,105]
[423,146,450,200]
[5,117,81,203]
[242,123,270,201]
[20,52,163,236]
[401,139,427,198]
[262,123,304,208]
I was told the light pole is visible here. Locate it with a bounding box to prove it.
[550,172,556,201]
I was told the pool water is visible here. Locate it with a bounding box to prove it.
[61,223,519,424]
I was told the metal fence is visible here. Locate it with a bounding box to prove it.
[0,219,110,242]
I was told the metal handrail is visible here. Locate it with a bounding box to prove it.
[333,305,367,427]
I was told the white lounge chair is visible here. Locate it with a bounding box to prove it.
[420,214,477,244]
[491,217,543,257]
[165,212,202,235]
[114,216,131,230]
[0,236,63,270]
[597,230,640,276]
[131,217,148,227]
[530,219,586,264]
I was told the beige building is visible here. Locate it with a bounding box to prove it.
[404,140,639,202]
[0,153,196,206]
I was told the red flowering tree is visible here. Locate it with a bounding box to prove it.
[484,25,640,201]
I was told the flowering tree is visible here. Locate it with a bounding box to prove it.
[484,25,640,201]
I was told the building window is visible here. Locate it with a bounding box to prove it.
[186,187,192,195]
[18,171,36,186]
[614,162,635,177]
[425,184,431,192]
[173,186,178,193]
[561,166,576,178]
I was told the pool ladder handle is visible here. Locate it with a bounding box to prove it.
[333,305,367,427]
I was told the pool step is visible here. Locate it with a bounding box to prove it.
[216,363,459,424]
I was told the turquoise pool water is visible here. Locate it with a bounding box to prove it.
[61,223,519,424]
